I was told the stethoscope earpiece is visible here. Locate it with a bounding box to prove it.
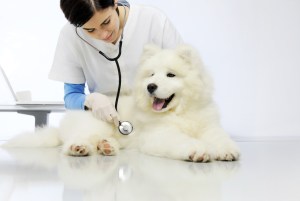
[118,121,133,135]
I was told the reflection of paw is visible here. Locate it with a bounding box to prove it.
[97,138,119,156]
[69,145,89,156]
[188,151,210,163]
[66,155,91,169]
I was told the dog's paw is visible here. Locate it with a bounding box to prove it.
[187,151,211,163]
[97,138,119,156]
[214,144,240,161]
[215,151,239,161]
[69,144,90,156]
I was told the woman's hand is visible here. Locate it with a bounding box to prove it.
[84,93,119,126]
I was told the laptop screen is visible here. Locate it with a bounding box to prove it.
[0,65,18,101]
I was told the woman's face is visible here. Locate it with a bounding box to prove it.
[82,5,120,43]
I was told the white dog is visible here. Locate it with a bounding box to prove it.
[3,44,240,162]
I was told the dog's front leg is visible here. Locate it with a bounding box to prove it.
[138,127,210,162]
[198,127,240,161]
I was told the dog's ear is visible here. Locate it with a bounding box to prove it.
[140,44,161,63]
[175,44,196,64]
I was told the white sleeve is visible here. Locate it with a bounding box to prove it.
[49,24,86,84]
[161,17,184,48]
[149,7,184,48]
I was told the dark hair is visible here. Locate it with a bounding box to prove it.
[60,0,115,27]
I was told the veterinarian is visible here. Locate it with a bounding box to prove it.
[49,0,183,126]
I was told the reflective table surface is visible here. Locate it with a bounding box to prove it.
[0,141,299,201]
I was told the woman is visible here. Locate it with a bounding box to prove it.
[49,0,183,125]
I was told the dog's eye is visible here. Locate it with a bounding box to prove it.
[167,73,176,77]
[151,73,155,77]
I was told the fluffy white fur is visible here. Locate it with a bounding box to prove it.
[2,44,240,162]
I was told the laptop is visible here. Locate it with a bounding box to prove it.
[0,65,64,105]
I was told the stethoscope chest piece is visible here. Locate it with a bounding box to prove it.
[118,121,133,135]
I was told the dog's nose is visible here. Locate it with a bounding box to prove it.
[147,83,157,94]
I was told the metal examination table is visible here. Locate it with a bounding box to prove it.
[0,104,65,127]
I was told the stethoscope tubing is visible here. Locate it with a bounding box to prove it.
[74,6,133,135]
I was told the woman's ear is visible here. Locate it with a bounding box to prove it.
[114,0,118,12]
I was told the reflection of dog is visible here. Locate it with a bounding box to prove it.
[58,152,240,201]
[2,147,240,201]
[3,44,239,162]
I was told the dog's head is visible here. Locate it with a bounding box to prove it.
[134,44,213,114]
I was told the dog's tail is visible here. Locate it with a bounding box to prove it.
[1,127,62,148]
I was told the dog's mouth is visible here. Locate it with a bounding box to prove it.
[152,94,175,111]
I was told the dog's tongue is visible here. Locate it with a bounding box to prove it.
[153,98,165,111]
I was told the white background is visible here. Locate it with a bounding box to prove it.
[0,0,300,140]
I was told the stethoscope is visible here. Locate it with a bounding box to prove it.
[75,5,133,135]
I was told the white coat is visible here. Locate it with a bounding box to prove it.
[49,4,183,95]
